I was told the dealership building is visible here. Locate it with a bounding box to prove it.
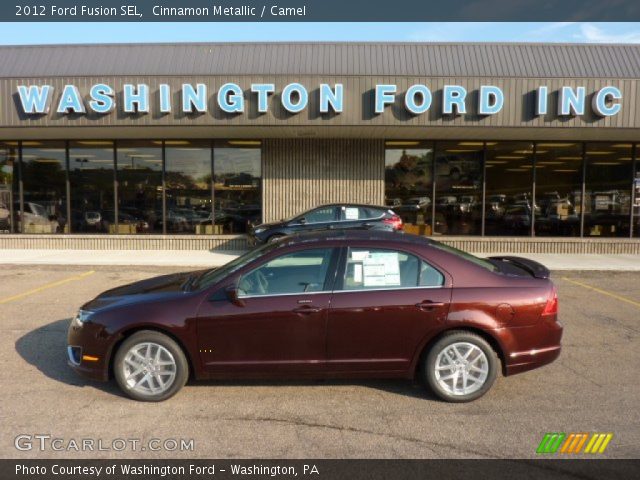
[0,42,639,253]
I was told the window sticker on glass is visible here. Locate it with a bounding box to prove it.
[351,250,369,261]
[353,263,363,283]
[362,251,401,287]
[344,207,359,220]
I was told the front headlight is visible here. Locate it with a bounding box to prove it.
[73,309,94,326]
[253,227,265,234]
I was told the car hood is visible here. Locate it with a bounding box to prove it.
[253,220,285,231]
[82,269,207,311]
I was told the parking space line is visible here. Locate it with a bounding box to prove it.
[0,270,95,305]
[562,276,640,309]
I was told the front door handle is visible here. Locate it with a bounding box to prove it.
[292,306,321,314]
[415,301,446,310]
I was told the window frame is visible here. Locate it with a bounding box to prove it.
[334,245,446,293]
[291,206,339,225]
[236,246,341,298]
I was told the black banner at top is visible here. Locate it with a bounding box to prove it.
[3,0,640,22]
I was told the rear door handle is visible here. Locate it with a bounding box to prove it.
[415,301,446,310]
[292,306,321,314]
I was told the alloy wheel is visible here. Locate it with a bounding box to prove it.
[122,342,177,395]
[434,341,489,396]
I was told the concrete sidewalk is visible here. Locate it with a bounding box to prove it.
[0,249,242,268]
[1,249,640,270]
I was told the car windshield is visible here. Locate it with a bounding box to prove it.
[429,241,498,272]
[191,242,279,290]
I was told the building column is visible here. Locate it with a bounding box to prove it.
[262,139,385,223]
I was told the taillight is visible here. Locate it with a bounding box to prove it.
[383,214,403,231]
[541,286,558,316]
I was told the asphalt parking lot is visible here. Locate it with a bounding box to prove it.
[0,264,638,459]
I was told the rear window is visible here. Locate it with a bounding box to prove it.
[340,206,384,220]
[341,247,444,290]
[429,241,498,273]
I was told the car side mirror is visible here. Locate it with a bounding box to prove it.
[225,285,245,307]
[298,217,307,224]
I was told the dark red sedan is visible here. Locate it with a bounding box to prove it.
[67,230,562,402]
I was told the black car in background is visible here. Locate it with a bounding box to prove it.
[248,204,403,244]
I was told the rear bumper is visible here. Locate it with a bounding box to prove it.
[500,316,563,376]
[505,345,562,375]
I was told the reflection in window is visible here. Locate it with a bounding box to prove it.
[584,143,633,237]
[213,142,261,234]
[21,141,67,234]
[303,206,336,223]
[165,141,212,234]
[385,142,433,235]
[434,142,483,235]
[69,141,114,233]
[485,142,534,236]
[116,141,163,234]
[239,248,333,296]
[0,142,18,233]
[534,143,583,237]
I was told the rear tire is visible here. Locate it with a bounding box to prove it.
[422,331,498,403]
[114,330,188,402]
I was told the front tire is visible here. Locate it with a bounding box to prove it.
[422,331,498,402]
[114,331,189,402]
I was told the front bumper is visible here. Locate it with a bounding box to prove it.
[67,320,112,382]
[67,347,108,381]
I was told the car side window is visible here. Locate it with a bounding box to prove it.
[342,247,444,290]
[238,248,334,297]
[339,206,382,221]
[419,261,445,287]
[303,207,336,224]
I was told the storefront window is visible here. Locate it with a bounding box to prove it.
[584,143,633,237]
[484,142,534,236]
[213,142,261,234]
[116,141,163,234]
[534,143,583,237]
[165,141,212,234]
[634,149,640,238]
[0,142,18,233]
[434,142,483,235]
[385,141,433,235]
[69,141,114,234]
[21,141,67,234]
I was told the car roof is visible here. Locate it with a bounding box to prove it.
[311,203,390,210]
[280,229,437,248]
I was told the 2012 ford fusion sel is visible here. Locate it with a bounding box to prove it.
[67,230,562,402]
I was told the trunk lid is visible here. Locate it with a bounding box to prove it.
[488,256,551,279]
